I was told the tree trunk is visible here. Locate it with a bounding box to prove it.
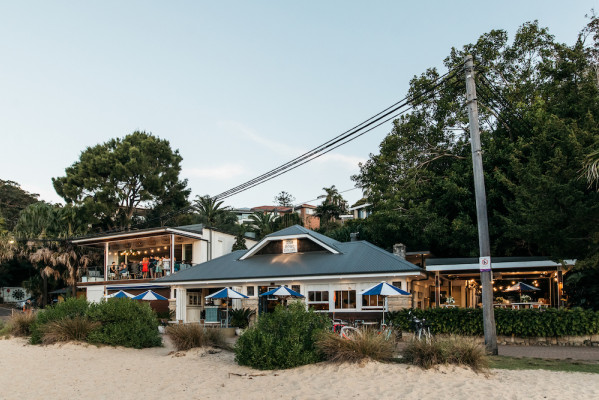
[42,273,48,308]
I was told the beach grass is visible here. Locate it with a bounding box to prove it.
[489,356,599,374]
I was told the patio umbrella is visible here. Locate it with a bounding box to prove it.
[132,290,168,301]
[105,290,134,299]
[504,282,540,302]
[205,288,249,328]
[361,282,410,326]
[260,286,304,307]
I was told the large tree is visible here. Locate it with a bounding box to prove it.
[315,185,348,230]
[53,131,189,231]
[352,19,599,260]
[0,180,39,231]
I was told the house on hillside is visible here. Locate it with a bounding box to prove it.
[158,225,424,323]
[71,224,257,305]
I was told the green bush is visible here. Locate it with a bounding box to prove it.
[388,307,599,337]
[85,298,162,349]
[30,297,90,344]
[402,336,488,372]
[234,302,329,370]
[229,308,256,329]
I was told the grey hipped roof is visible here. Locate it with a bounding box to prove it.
[158,225,423,283]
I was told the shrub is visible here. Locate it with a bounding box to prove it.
[85,298,162,349]
[8,312,36,337]
[229,308,256,329]
[388,307,599,337]
[30,297,90,344]
[234,302,329,370]
[167,324,227,351]
[41,316,100,344]
[402,336,488,372]
[316,329,395,363]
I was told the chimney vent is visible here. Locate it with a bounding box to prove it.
[393,243,406,259]
[350,232,359,242]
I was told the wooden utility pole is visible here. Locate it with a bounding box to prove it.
[464,55,498,355]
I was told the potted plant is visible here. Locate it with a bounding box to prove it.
[520,294,532,303]
[445,296,455,305]
[229,307,256,335]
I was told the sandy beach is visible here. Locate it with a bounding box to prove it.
[0,337,597,400]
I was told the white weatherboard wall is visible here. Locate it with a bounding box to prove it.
[86,286,105,303]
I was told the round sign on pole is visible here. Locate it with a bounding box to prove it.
[479,257,491,272]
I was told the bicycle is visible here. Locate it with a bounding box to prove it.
[409,311,431,341]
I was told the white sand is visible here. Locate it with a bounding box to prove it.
[0,337,597,400]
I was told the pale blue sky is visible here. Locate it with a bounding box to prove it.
[0,1,595,208]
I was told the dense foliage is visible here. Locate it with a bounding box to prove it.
[389,307,599,337]
[29,297,162,348]
[86,298,162,348]
[53,131,190,231]
[234,302,329,370]
[351,19,599,260]
[0,180,39,231]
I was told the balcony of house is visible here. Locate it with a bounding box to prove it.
[73,226,205,285]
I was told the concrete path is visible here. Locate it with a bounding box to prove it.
[498,345,599,361]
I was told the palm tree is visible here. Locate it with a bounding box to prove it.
[194,195,228,226]
[315,185,348,226]
[248,211,278,238]
[582,149,599,187]
[28,246,60,307]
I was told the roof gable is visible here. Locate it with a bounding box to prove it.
[240,225,341,260]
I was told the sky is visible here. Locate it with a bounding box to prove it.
[0,1,596,209]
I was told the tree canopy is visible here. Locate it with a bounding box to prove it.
[0,180,39,231]
[352,19,599,260]
[53,131,189,231]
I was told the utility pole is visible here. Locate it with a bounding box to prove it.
[464,55,498,355]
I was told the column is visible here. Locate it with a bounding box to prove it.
[104,243,109,296]
[170,234,175,274]
[435,271,440,307]
[175,287,187,323]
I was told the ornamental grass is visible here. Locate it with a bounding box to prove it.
[41,316,100,344]
[316,329,396,363]
[167,324,226,351]
[8,312,36,337]
[402,336,488,372]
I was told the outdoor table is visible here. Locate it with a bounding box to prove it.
[440,304,456,308]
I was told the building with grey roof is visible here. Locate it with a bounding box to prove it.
[158,225,424,323]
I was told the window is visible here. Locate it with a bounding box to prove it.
[188,293,200,306]
[392,281,402,289]
[291,285,301,294]
[246,286,255,296]
[334,290,356,309]
[307,290,329,311]
[362,294,384,308]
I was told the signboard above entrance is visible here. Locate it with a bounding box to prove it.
[282,239,298,254]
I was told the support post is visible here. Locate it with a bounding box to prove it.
[464,55,498,355]
[104,242,109,297]
[170,234,175,274]
[434,271,441,307]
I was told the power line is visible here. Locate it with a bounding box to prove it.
[213,67,463,200]
[215,69,464,201]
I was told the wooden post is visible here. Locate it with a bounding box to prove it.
[435,271,441,307]
[170,234,175,274]
[464,55,498,354]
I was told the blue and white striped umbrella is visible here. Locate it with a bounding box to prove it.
[205,288,248,328]
[205,287,249,300]
[105,290,134,299]
[132,290,168,301]
[260,286,304,298]
[361,282,410,325]
[361,282,410,296]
